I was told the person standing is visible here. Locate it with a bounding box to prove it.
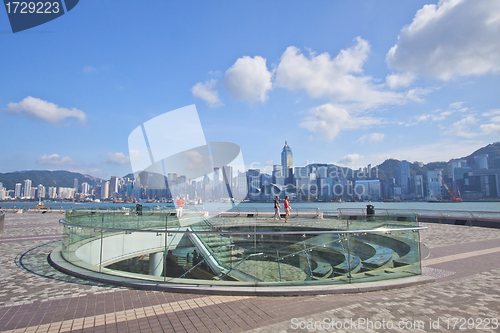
[273,195,281,220]
[284,195,292,222]
[176,197,185,217]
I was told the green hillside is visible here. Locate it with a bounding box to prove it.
[0,170,101,190]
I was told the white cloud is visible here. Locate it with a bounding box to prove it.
[83,66,97,73]
[480,123,500,133]
[356,132,385,144]
[406,102,469,126]
[183,151,208,170]
[191,79,223,108]
[275,38,406,108]
[386,72,415,89]
[5,96,87,125]
[223,56,273,102]
[480,109,500,133]
[370,139,489,164]
[387,0,500,80]
[36,154,79,166]
[104,152,130,165]
[300,104,383,141]
[338,154,363,165]
[448,115,478,138]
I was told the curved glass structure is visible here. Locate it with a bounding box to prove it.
[58,207,424,287]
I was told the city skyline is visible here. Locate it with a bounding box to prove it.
[1,0,500,180]
[2,140,499,202]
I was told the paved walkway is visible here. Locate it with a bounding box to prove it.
[1,212,500,332]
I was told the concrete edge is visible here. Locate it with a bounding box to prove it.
[48,246,435,296]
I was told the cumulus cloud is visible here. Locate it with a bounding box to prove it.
[275,38,406,108]
[104,152,130,165]
[223,56,273,102]
[36,154,79,166]
[481,123,500,133]
[356,132,385,144]
[5,96,87,125]
[480,109,500,133]
[300,104,383,141]
[191,79,223,108]
[386,72,415,89]
[183,151,208,170]
[448,115,479,138]
[387,0,500,80]
[338,154,363,165]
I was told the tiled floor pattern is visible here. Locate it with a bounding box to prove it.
[1,213,499,332]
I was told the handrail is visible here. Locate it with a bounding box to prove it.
[0,210,4,233]
[59,218,426,235]
[337,207,500,218]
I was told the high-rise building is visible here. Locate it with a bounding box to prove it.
[101,181,109,199]
[73,178,79,193]
[109,176,119,197]
[36,184,46,198]
[474,154,489,170]
[354,180,381,201]
[15,183,22,199]
[396,161,411,196]
[281,141,293,185]
[448,159,467,181]
[23,179,32,199]
[48,187,57,199]
[213,167,220,199]
[411,175,424,198]
[247,169,260,198]
[237,171,247,199]
[427,169,444,199]
[222,166,233,198]
[273,165,285,187]
[81,182,90,195]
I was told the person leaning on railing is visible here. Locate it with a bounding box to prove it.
[284,196,292,223]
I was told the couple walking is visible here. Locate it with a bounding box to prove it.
[274,195,291,222]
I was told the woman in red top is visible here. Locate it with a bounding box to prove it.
[284,195,291,222]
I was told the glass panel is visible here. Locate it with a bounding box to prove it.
[58,210,423,287]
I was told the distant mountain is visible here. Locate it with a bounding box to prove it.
[1,142,499,190]
[461,142,500,169]
[0,170,102,190]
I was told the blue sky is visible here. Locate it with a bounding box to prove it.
[1,0,499,180]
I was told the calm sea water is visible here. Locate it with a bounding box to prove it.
[1,201,499,212]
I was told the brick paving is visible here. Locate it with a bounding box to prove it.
[0,213,499,332]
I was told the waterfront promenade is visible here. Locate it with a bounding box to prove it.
[1,211,500,332]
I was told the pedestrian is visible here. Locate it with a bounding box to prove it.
[284,195,292,222]
[273,195,281,220]
[176,197,185,217]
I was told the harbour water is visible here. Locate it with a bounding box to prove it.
[1,201,499,213]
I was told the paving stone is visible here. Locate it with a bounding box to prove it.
[1,212,500,332]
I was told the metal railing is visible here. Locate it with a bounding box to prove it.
[336,207,500,220]
[0,210,4,233]
[217,206,321,217]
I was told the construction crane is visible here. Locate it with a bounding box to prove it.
[435,169,462,202]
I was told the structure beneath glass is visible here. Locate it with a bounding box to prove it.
[52,207,427,293]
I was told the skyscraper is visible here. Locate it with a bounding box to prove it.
[427,169,444,199]
[281,141,293,185]
[110,176,119,197]
[396,161,411,196]
[101,180,109,200]
[15,183,22,199]
[73,178,79,193]
[23,179,32,199]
